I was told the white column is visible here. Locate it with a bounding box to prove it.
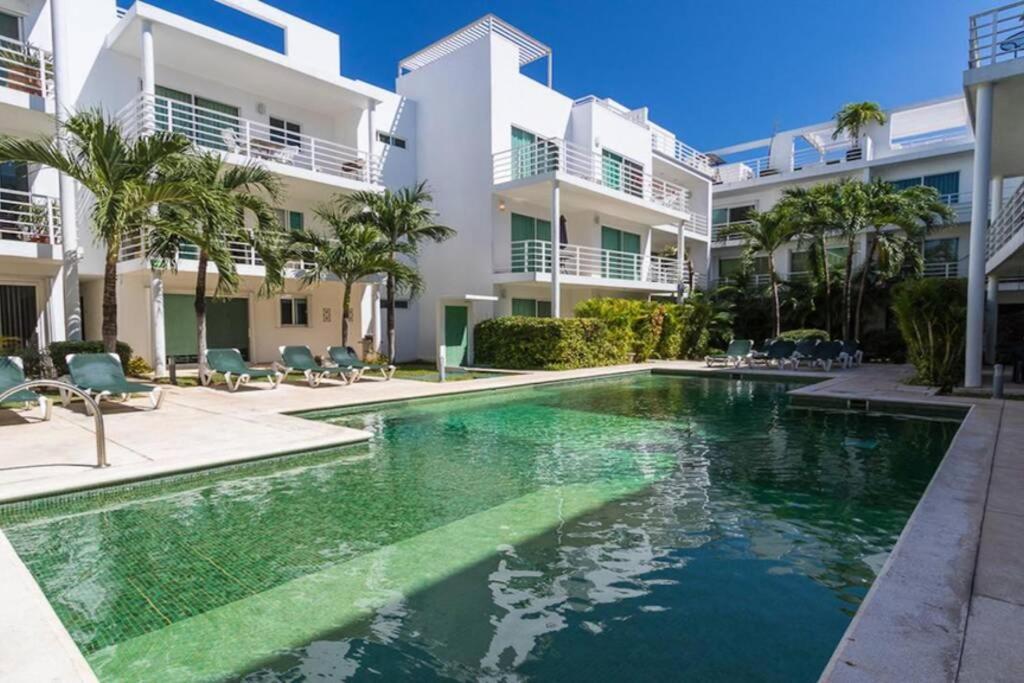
[676,221,686,302]
[551,180,561,317]
[965,82,994,388]
[46,275,66,343]
[990,176,1004,221]
[366,102,376,182]
[150,275,166,375]
[371,283,382,355]
[985,275,999,364]
[141,19,166,375]
[141,19,156,131]
[50,0,80,340]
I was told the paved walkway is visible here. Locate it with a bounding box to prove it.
[0,361,1019,682]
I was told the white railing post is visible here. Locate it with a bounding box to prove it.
[310,138,317,173]
[35,46,47,98]
[244,120,252,157]
[46,198,56,244]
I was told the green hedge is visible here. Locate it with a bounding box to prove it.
[892,278,966,390]
[48,340,133,377]
[574,298,669,361]
[777,328,830,342]
[474,317,628,370]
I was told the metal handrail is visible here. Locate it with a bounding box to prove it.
[0,380,108,467]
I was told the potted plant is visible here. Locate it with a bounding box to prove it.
[0,41,44,96]
[832,102,886,162]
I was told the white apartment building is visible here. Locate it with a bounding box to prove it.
[2,1,1023,383]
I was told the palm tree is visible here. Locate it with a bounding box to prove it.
[733,205,797,336]
[832,101,887,145]
[785,185,839,337]
[339,182,453,361]
[289,205,417,346]
[852,180,953,338]
[149,152,285,375]
[0,110,195,352]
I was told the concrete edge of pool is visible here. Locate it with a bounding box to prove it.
[0,361,1017,682]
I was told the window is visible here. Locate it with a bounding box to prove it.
[0,284,37,347]
[718,258,743,280]
[712,205,756,236]
[377,131,406,149]
[790,247,847,275]
[279,297,308,326]
[0,11,22,41]
[888,172,959,202]
[511,298,551,317]
[154,86,239,151]
[379,299,409,309]
[601,149,644,198]
[270,117,302,147]
[601,226,641,280]
[274,209,304,232]
[924,238,958,263]
[510,213,551,273]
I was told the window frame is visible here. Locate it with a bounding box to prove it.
[377,131,407,149]
[0,10,24,42]
[279,296,309,327]
[269,116,302,147]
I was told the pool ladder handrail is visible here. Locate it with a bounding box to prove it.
[0,380,109,468]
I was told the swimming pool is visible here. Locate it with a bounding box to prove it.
[0,374,958,681]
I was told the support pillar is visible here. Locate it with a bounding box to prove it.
[551,180,561,317]
[150,275,166,375]
[965,82,994,388]
[141,19,166,375]
[366,101,376,182]
[371,283,382,356]
[676,221,686,303]
[50,0,80,340]
[985,275,999,364]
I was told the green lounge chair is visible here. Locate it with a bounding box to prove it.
[751,339,797,369]
[839,340,863,369]
[789,339,819,369]
[705,339,753,368]
[203,348,283,392]
[327,346,396,381]
[810,340,844,372]
[62,353,164,410]
[275,345,353,387]
[0,356,50,421]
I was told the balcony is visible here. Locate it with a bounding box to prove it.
[493,138,690,214]
[649,129,713,176]
[0,189,61,245]
[0,36,53,99]
[117,93,381,186]
[711,220,754,245]
[987,182,1024,271]
[969,1,1024,68]
[502,239,692,289]
[119,229,311,273]
[923,261,961,278]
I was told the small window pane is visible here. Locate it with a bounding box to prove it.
[537,300,552,318]
[294,298,308,326]
[289,211,304,231]
[0,12,21,41]
[393,137,406,149]
[729,205,755,222]
[280,299,293,325]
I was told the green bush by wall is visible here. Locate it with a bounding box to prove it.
[48,341,133,377]
[892,278,966,391]
[574,298,668,362]
[474,317,628,370]
[777,329,830,342]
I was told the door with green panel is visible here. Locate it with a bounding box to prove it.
[601,226,641,280]
[511,213,551,273]
[511,127,536,180]
[602,150,623,191]
[444,305,469,367]
[165,294,250,362]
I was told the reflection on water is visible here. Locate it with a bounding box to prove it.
[0,375,957,682]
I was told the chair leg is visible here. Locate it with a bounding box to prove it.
[385,365,396,380]
[150,386,165,410]
[38,396,52,422]
[225,372,237,392]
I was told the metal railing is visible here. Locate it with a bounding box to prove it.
[969,1,1024,68]
[687,211,709,236]
[988,182,1024,259]
[711,220,754,244]
[922,261,960,278]
[119,229,312,272]
[0,380,108,467]
[0,35,53,98]
[506,239,688,285]
[650,129,713,175]
[117,93,381,184]
[889,127,973,150]
[0,189,62,244]
[713,157,775,184]
[493,138,690,213]
[791,140,864,172]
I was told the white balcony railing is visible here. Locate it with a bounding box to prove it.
[506,239,690,286]
[117,93,381,185]
[493,138,690,213]
[791,140,864,172]
[922,261,961,278]
[650,129,713,176]
[0,189,61,244]
[0,35,53,98]
[687,211,709,236]
[713,157,776,184]
[969,1,1024,68]
[988,182,1024,259]
[119,229,312,272]
[712,220,755,244]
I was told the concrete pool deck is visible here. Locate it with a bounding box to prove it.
[0,361,1019,682]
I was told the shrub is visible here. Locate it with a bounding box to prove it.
[574,298,668,362]
[126,356,153,378]
[9,345,49,378]
[48,340,133,377]
[474,317,628,370]
[892,278,966,391]
[656,305,682,360]
[777,328,830,342]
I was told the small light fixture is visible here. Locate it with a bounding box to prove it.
[256,102,267,115]
[498,200,506,211]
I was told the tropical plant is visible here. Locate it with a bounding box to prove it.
[338,182,454,361]
[474,317,628,370]
[892,278,967,391]
[733,205,798,336]
[148,152,284,374]
[678,292,734,359]
[832,101,887,143]
[784,185,840,336]
[0,110,196,352]
[289,204,416,345]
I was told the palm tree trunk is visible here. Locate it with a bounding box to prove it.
[194,251,209,378]
[853,238,877,340]
[842,243,855,340]
[102,245,119,353]
[386,273,397,362]
[341,282,352,349]
[770,272,781,337]
[820,234,832,337]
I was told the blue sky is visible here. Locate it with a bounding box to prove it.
[122,0,994,150]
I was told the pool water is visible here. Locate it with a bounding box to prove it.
[0,374,958,682]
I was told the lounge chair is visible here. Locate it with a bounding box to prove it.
[810,341,845,372]
[327,346,396,381]
[61,353,164,410]
[275,345,353,387]
[202,348,283,391]
[750,339,797,369]
[0,356,50,421]
[705,339,753,368]
[747,338,775,365]
[839,340,863,369]
[789,339,819,369]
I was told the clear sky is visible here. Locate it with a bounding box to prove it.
[120,0,996,150]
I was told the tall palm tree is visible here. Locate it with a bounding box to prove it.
[785,185,838,337]
[852,180,953,337]
[832,101,887,143]
[733,205,797,336]
[339,182,454,361]
[0,110,195,352]
[290,206,417,346]
[149,152,285,375]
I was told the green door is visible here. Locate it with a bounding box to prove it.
[602,150,623,191]
[602,226,641,280]
[511,213,551,273]
[165,295,250,362]
[511,127,537,180]
[444,305,468,367]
